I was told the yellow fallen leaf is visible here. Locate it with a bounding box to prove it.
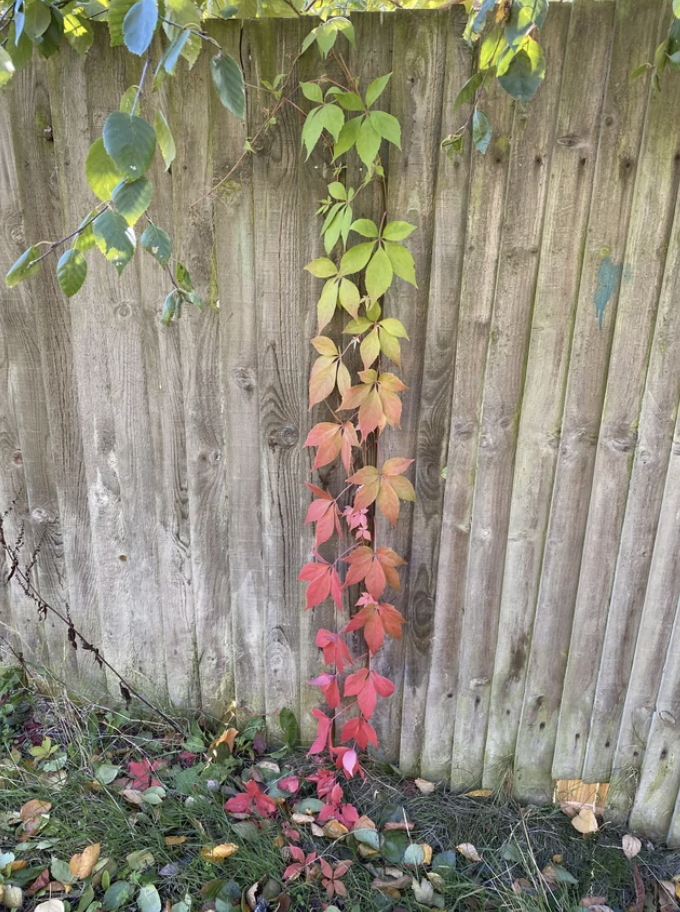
[622,834,641,860]
[272,835,285,849]
[414,778,436,795]
[323,819,349,839]
[211,728,239,754]
[419,843,432,865]
[20,800,52,822]
[200,843,239,862]
[164,836,187,846]
[9,860,27,872]
[457,843,482,863]
[466,789,493,798]
[69,843,101,879]
[571,808,599,835]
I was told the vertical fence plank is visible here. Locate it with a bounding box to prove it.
[481,2,572,788]
[399,7,469,774]
[509,0,616,802]
[554,9,680,780]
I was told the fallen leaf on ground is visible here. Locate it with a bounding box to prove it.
[164,836,187,846]
[372,874,412,890]
[419,843,432,865]
[10,860,27,872]
[623,835,642,860]
[412,877,435,904]
[466,789,493,798]
[121,789,144,806]
[581,897,608,907]
[200,844,239,862]
[571,808,599,834]
[212,728,239,754]
[69,843,101,879]
[20,800,51,822]
[383,819,414,831]
[658,881,679,912]
[2,886,23,909]
[35,901,64,912]
[456,843,482,863]
[26,869,50,895]
[414,778,436,795]
[323,820,349,839]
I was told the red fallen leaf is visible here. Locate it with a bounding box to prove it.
[284,846,317,881]
[340,714,378,750]
[179,751,198,764]
[310,672,342,709]
[309,708,334,755]
[26,868,50,896]
[332,746,365,779]
[343,668,395,719]
[307,767,336,798]
[343,594,406,654]
[318,785,360,829]
[278,775,300,795]
[298,558,343,611]
[339,369,406,439]
[316,629,352,672]
[348,459,415,528]
[128,758,163,790]
[305,484,342,547]
[343,546,406,599]
[224,780,277,818]
[304,421,359,475]
[282,821,301,843]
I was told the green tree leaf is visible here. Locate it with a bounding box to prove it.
[301,107,324,159]
[123,0,158,56]
[334,90,363,111]
[340,241,375,274]
[305,257,337,278]
[506,0,548,47]
[472,109,492,154]
[675,0,680,17]
[120,85,139,113]
[333,115,362,159]
[162,289,182,325]
[382,220,415,241]
[385,241,416,286]
[365,246,393,300]
[0,47,16,87]
[452,70,484,111]
[57,249,88,297]
[6,246,41,288]
[103,111,156,179]
[51,858,78,885]
[211,53,245,120]
[73,209,99,252]
[93,209,136,274]
[498,38,545,102]
[35,8,63,58]
[5,26,33,72]
[355,116,381,165]
[369,110,401,148]
[141,223,172,266]
[317,278,339,331]
[156,29,189,78]
[175,261,194,291]
[351,219,378,238]
[23,0,51,40]
[64,12,93,55]
[279,707,299,747]
[338,278,360,318]
[365,72,391,108]
[86,137,124,201]
[154,110,175,170]
[112,177,152,225]
[318,103,344,141]
[300,80,323,103]
[108,0,137,46]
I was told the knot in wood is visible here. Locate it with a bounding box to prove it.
[30,507,54,524]
[11,450,22,466]
[269,424,298,449]
[116,301,132,318]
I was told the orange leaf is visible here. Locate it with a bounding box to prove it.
[69,844,101,879]
[200,843,239,862]
[20,800,51,822]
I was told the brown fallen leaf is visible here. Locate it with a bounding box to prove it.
[272,835,285,849]
[414,778,436,795]
[121,789,144,806]
[211,728,239,754]
[26,869,50,896]
[541,866,559,888]
[9,860,28,872]
[372,875,412,891]
[20,800,52,823]
[200,844,239,862]
[291,813,314,825]
[581,897,608,907]
[311,824,325,837]
[633,862,645,912]
[571,808,599,835]
[553,854,564,865]
[355,815,377,830]
[323,820,348,839]
[69,843,101,879]
[466,789,493,798]
[164,836,187,846]
[512,878,535,896]
[623,835,642,860]
[457,843,482,863]
[658,881,679,912]
[383,819,414,831]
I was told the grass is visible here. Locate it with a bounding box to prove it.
[1,665,679,912]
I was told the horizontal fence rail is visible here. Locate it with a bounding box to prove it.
[2,0,680,842]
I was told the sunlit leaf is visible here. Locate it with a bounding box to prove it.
[6,246,41,288]
[57,249,88,297]
[93,210,136,274]
[103,111,157,179]
[112,177,152,225]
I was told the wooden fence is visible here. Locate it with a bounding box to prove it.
[2,0,680,841]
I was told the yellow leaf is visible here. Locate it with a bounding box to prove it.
[69,843,101,879]
[9,860,27,872]
[414,778,436,795]
[200,843,239,862]
[456,843,482,863]
[164,836,187,846]
[622,834,642,860]
[20,799,52,822]
[211,728,239,753]
[419,843,432,865]
[571,808,599,835]
[466,789,493,798]
[323,820,349,839]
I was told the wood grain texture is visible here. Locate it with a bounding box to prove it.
[482,2,572,788]
[510,0,616,802]
[554,4,680,779]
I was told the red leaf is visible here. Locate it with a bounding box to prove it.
[344,668,394,719]
[340,715,378,750]
[343,595,406,654]
[316,629,352,672]
[224,779,276,818]
[310,672,342,709]
[332,746,364,779]
[309,708,333,755]
[298,560,343,610]
[128,758,163,790]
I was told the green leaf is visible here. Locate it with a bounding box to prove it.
[162,289,181,324]
[380,317,408,338]
[506,0,548,47]
[354,828,381,850]
[318,103,344,141]
[351,218,378,238]
[51,858,78,885]
[382,220,415,241]
[63,12,94,55]
[93,209,136,275]
[73,210,98,252]
[35,8,63,58]
[675,0,680,17]
[404,843,425,865]
[355,116,381,166]
[327,181,346,201]
[300,81,323,103]
[86,137,124,201]
[94,762,120,785]
[154,109,176,170]
[472,109,492,154]
[317,278,339,331]
[120,86,139,113]
[219,4,239,16]
[381,831,409,864]
[103,111,156,179]
[432,850,458,875]
[279,707,299,747]
[108,0,137,46]
[365,72,391,108]
[23,0,51,40]
[441,130,465,160]
[211,53,245,120]
[480,26,507,69]
[334,91,363,111]
[104,882,133,911]
[338,278,360,317]
[77,887,95,912]
[302,107,324,158]
[453,70,484,111]
[340,241,375,274]
[123,0,158,56]
[162,0,201,67]
[498,38,545,102]
[6,246,41,288]
[344,316,372,334]
[126,849,155,871]
[333,116,362,159]
[157,29,189,76]
[306,257,337,278]
[112,177,152,225]
[175,261,194,291]
[0,47,16,87]
[141,223,172,267]
[365,246,393,300]
[5,26,33,72]
[385,241,416,287]
[56,249,87,297]
[294,797,325,813]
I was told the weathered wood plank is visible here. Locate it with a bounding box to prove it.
[420,60,513,784]
[554,4,680,780]
[370,10,447,761]
[481,2,572,789]
[510,0,617,802]
[398,8,470,775]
